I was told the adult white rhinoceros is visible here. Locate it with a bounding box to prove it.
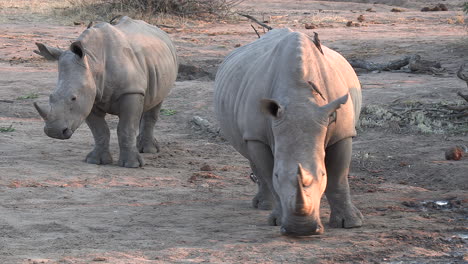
[33,16,178,168]
[214,28,363,236]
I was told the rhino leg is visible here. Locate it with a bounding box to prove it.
[246,141,281,226]
[85,108,113,165]
[137,102,162,153]
[250,161,273,210]
[117,94,145,168]
[325,138,363,228]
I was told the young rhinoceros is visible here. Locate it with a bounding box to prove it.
[33,16,178,168]
[214,28,363,236]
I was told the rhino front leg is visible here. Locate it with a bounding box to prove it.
[137,102,162,153]
[246,141,281,225]
[85,108,113,165]
[325,138,363,228]
[250,161,273,210]
[117,94,145,168]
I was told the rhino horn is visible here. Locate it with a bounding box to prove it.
[298,163,313,187]
[295,164,313,216]
[34,102,49,120]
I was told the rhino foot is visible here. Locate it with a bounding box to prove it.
[329,203,363,228]
[137,135,160,153]
[252,193,273,210]
[118,151,145,168]
[85,149,113,165]
[267,210,282,226]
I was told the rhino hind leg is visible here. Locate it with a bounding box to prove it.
[246,141,281,225]
[325,138,363,228]
[137,102,162,153]
[85,109,113,165]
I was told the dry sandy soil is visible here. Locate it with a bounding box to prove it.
[0,0,467,263]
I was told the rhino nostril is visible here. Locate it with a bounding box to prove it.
[62,128,72,138]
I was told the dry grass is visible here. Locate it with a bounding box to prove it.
[447,15,465,25]
[0,0,69,23]
[62,0,243,24]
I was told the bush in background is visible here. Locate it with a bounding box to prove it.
[66,0,243,21]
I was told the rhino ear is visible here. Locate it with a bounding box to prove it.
[34,43,63,61]
[322,94,348,114]
[70,41,85,59]
[322,94,348,124]
[260,99,283,119]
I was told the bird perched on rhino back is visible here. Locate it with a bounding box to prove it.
[33,16,178,168]
[214,28,362,236]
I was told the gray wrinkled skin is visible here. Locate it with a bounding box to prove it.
[34,16,178,168]
[214,28,363,236]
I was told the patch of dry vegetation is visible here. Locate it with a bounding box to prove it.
[360,101,468,135]
[0,0,69,22]
[63,0,243,23]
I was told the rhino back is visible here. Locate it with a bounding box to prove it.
[214,28,298,156]
[80,17,178,112]
[214,28,361,156]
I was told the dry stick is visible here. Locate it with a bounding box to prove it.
[445,105,468,111]
[156,24,177,29]
[457,91,468,103]
[250,24,260,38]
[238,13,273,31]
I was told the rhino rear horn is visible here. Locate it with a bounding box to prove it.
[34,102,49,120]
[298,163,313,187]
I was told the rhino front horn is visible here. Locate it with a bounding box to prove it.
[34,102,49,120]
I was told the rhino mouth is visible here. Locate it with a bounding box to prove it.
[280,223,323,236]
[280,214,324,236]
[44,126,74,140]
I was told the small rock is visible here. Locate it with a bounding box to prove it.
[304,23,317,29]
[73,21,83,26]
[234,43,241,48]
[92,257,107,262]
[200,164,213,171]
[391,8,404,12]
[357,14,365,22]
[366,8,375,12]
[445,146,464,161]
[346,21,353,27]
[421,4,448,12]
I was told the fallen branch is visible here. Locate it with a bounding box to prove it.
[457,91,468,103]
[348,55,412,71]
[238,13,273,31]
[348,54,444,74]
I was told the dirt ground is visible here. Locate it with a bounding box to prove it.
[0,0,467,263]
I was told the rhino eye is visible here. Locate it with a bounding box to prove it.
[71,96,77,101]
